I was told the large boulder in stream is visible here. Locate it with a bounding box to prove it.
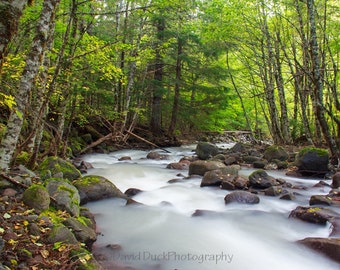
[189,160,227,176]
[295,147,329,176]
[195,142,220,160]
[73,175,128,204]
[224,191,260,205]
[248,169,279,189]
[298,238,340,264]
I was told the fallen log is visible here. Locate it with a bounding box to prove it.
[78,133,113,154]
[125,130,171,153]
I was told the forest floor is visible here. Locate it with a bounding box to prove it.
[0,187,86,270]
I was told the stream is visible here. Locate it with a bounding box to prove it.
[83,144,340,270]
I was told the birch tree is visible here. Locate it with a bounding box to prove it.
[0,0,60,169]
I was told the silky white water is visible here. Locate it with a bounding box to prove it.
[83,145,339,270]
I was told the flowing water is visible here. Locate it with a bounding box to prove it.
[83,144,339,270]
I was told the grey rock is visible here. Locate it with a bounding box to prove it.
[189,160,226,176]
[248,169,279,189]
[224,191,260,205]
[195,142,220,160]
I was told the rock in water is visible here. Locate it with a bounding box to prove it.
[224,191,260,204]
[248,169,279,189]
[295,147,329,176]
[195,142,220,160]
[298,237,340,264]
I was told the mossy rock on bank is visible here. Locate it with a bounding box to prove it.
[63,217,97,249]
[46,224,78,245]
[23,185,50,212]
[46,180,80,217]
[295,147,329,176]
[73,175,128,204]
[38,156,81,181]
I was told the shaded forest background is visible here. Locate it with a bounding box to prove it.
[0,0,339,169]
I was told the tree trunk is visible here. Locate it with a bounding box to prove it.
[0,0,60,170]
[0,0,27,70]
[307,0,339,157]
[150,16,165,134]
[226,51,254,139]
[260,9,283,144]
[168,38,182,137]
[274,30,292,144]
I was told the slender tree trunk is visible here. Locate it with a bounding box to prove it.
[168,38,182,137]
[274,30,292,143]
[307,0,338,157]
[25,22,55,154]
[0,0,60,170]
[0,0,27,70]
[226,51,253,138]
[150,16,165,134]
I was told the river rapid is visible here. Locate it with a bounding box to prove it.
[82,144,339,270]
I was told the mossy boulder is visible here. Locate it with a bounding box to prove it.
[73,175,128,204]
[295,147,329,176]
[263,145,289,162]
[23,185,50,212]
[46,224,78,245]
[195,142,220,160]
[38,156,81,181]
[46,179,80,217]
[63,217,97,249]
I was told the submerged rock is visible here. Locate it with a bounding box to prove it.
[309,195,332,206]
[298,237,340,264]
[224,191,260,205]
[147,151,169,160]
[124,188,143,197]
[289,206,339,225]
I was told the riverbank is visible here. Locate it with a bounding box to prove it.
[1,141,340,269]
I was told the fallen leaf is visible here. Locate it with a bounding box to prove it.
[40,249,49,258]
[3,213,11,219]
